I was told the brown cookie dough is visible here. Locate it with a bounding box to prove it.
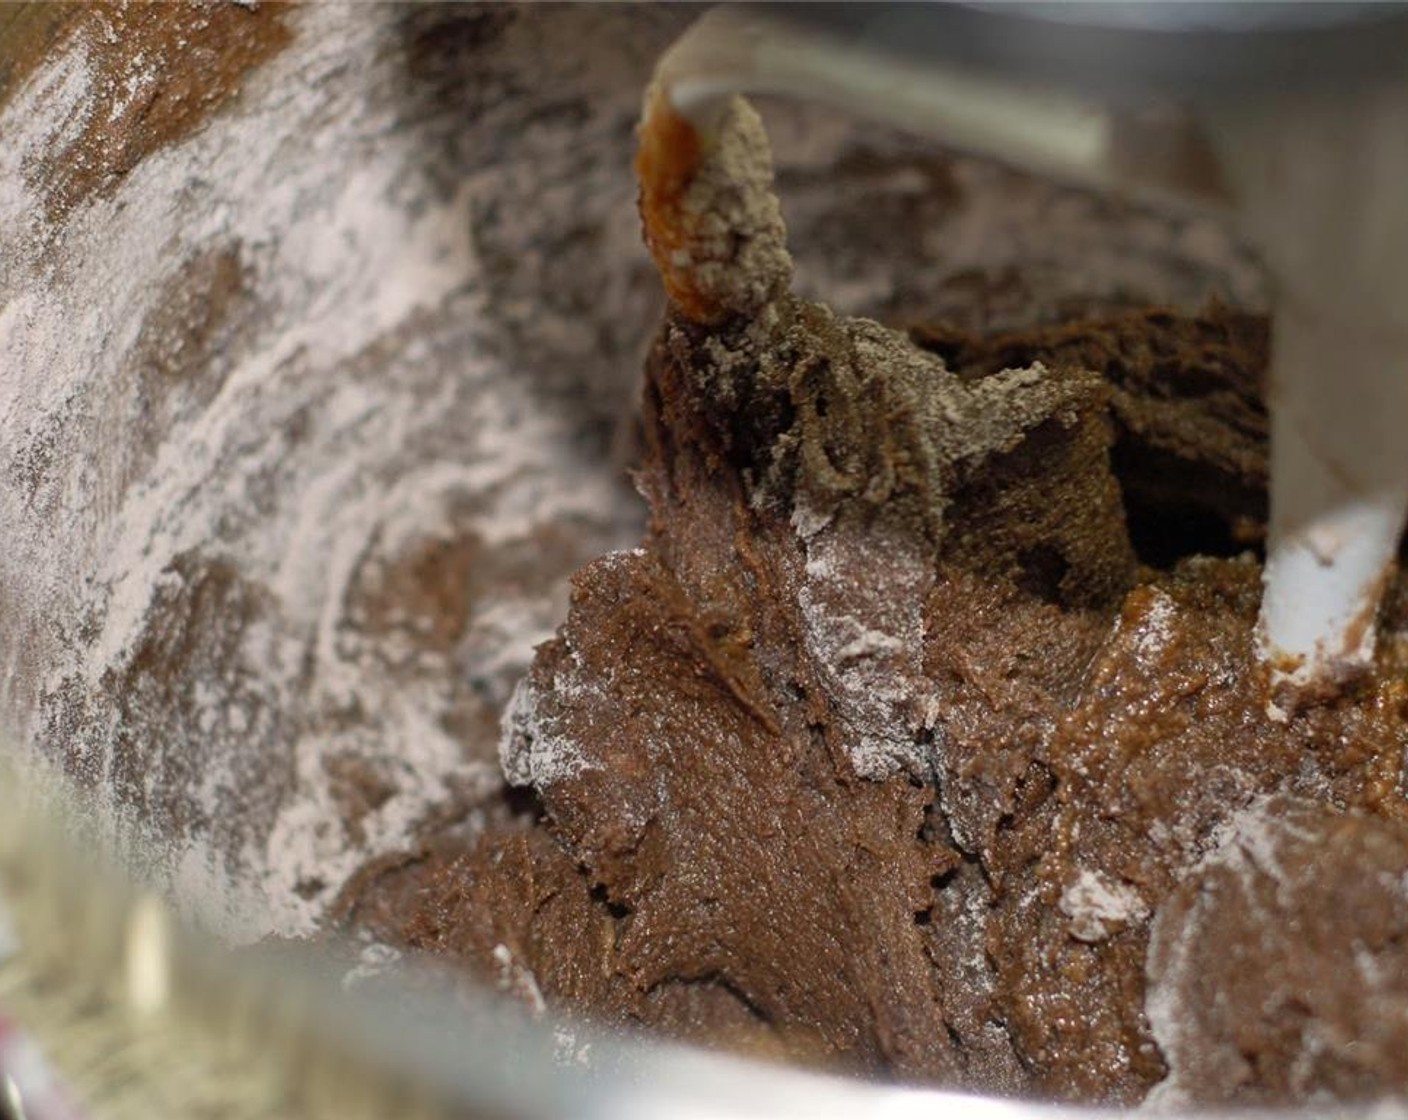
[337,95,1408,1105]
[1145,795,1408,1106]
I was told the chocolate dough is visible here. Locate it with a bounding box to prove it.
[338,100,1408,1106]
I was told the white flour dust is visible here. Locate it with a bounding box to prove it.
[0,5,671,940]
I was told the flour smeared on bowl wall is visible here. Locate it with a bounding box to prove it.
[0,4,674,939]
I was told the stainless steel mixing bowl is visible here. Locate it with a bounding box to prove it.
[1,4,1358,1117]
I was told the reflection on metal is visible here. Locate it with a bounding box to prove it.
[124,896,171,1018]
[2,1071,26,1120]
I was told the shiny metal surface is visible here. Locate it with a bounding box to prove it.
[1,5,1402,1117]
[763,2,1408,102]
